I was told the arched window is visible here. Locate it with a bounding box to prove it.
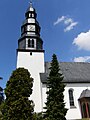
[28,39,34,48]
[68,89,75,107]
[29,13,32,18]
[32,13,34,17]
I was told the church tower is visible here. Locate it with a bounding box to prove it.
[17,2,45,112]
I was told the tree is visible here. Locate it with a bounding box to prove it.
[0,87,4,105]
[33,112,43,120]
[0,77,4,105]
[2,68,34,120]
[44,54,67,120]
[0,86,4,120]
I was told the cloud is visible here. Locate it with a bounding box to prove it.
[64,22,78,32]
[53,16,66,25]
[64,18,73,25]
[73,30,90,51]
[54,16,78,32]
[73,56,90,62]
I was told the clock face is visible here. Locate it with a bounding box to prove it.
[28,25,35,31]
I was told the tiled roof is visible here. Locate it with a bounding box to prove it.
[79,89,90,99]
[40,62,90,83]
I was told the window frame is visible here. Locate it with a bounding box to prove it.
[68,88,75,108]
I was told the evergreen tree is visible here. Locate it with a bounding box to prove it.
[0,77,4,105]
[2,68,34,120]
[0,87,4,105]
[0,80,4,120]
[33,112,43,120]
[44,54,67,120]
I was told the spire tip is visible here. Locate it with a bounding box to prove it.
[29,0,32,7]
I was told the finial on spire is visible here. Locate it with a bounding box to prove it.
[29,0,32,7]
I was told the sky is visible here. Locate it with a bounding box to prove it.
[0,0,90,88]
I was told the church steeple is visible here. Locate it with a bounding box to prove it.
[17,3,45,112]
[18,3,43,51]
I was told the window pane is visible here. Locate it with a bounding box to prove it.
[29,13,32,17]
[69,89,75,107]
[32,14,34,17]
[28,39,30,47]
[32,39,34,48]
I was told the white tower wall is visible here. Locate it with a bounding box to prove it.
[17,51,44,112]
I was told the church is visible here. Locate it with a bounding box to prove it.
[16,3,90,120]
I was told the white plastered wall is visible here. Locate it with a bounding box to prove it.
[64,83,90,120]
[42,82,90,120]
[17,51,45,112]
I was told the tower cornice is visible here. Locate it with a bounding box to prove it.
[17,49,45,53]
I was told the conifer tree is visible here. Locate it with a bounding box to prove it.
[0,87,4,105]
[2,68,34,120]
[0,77,4,105]
[44,54,67,120]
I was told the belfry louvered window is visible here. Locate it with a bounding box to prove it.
[28,39,34,48]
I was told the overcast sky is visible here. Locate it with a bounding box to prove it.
[0,0,90,88]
